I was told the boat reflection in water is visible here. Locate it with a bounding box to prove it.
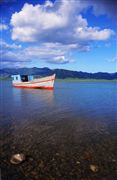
[11,83,55,121]
[5,82,55,162]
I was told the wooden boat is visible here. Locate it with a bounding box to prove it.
[11,74,56,90]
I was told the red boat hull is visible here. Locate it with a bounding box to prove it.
[13,85,54,90]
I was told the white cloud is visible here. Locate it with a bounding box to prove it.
[10,2,69,42]
[0,23,8,31]
[10,0,114,43]
[1,41,87,67]
[75,27,114,41]
[108,56,117,62]
[1,50,29,68]
[4,0,115,67]
[44,0,54,8]
[84,0,117,21]
[49,56,70,64]
[0,40,22,49]
[21,42,90,63]
[3,39,117,68]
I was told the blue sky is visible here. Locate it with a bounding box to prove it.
[0,0,117,72]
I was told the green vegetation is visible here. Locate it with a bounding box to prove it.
[0,76,11,80]
[0,67,117,80]
[0,76,117,82]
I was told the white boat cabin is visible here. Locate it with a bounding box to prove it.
[11,75,34,83]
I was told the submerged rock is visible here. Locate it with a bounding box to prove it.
[76,161,80,164]
[90,164,99,172]
[10,153,25,165]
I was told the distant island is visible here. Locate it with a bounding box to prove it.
[0,67,117,80]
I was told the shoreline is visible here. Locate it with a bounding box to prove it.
[56,78,117,82]
[0,77,117,82]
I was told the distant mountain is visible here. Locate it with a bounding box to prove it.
[0,67,117,80]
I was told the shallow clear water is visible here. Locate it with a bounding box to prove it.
[0,80,117,179]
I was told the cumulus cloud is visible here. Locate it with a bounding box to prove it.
[75,27,114,41]
[10,0,114,43]
[0,40,22,49]
[0,23,8,31]
[84,0,117,21]
[5,0,115,67]
[10,2,68,42]
[51,56,69,64]
[1,50,28,68]
[1,40,90,67]
[44,0,54,8]
[0,41,26,68]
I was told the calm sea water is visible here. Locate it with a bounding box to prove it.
[0,80,117,179]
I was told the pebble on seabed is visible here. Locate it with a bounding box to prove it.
[10,153,25,165]
[90,164,99,172]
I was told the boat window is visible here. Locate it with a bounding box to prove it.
[21,75,28,82]
[16,77,18,80]
[12,77,14,80]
